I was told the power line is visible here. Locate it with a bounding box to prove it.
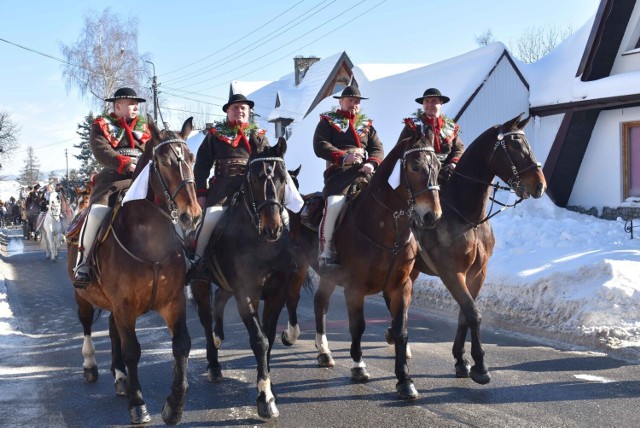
[13,138,77,154]
[171,0,365,90]
[0,36,105,78]
[161,0,308,77]
[163,0,336,85]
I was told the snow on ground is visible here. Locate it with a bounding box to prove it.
[0,180,639,361]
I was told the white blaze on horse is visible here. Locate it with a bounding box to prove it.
[40,190,64,260]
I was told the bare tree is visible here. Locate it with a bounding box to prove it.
[512,25,574,63]
[0,111,20,170]
[18,147,42,186]
[475,29,496,47]
[60,8,152,112]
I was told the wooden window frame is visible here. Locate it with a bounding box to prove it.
[622,121,640,199]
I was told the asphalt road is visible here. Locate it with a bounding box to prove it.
[0,229,639,427]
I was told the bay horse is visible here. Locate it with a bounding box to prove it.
[190,137,293,419]
[283,129,442,400]
[66,117,201,425]
[40,190,63,260]
[410,113,546,384]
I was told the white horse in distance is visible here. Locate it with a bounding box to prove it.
[40,190,64,260]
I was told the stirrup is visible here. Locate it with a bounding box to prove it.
[318,255,340,274]
[73,267,92,289]
[186,258,210,283]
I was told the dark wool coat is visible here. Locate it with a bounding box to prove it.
[313,116,384,198]
[89,116,150,206]
[194,128,269,207]
[397,117,464,166]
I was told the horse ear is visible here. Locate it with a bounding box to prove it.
[503,114,522,131]
[179,117,194,141]
[517,114,531,130]
[276,137,287,157]
[147,114,162,141]
[290,164,301,178]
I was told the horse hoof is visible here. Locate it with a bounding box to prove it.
[281,330,294,346]
[83,366,99,383]
[455,360,471,378]
[208,366,223,383]
[317,353,335,368]
[161,400,183,426]
[470,366,491,385]
[396,380,419,400]
[129,404,151,424]
[384,328,393,345]
[115,378,128,396]
[257,395,279,419]
[350,367,370,383]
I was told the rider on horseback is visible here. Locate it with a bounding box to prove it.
[398,88,464,184]
[313,86,384,272]
[189,93,303,281]
[73,87,150,288]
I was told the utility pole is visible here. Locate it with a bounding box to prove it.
[146,61,158,123]
[65,149,69,182]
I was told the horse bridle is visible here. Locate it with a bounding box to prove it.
[243,156,286,231]
[450,129,543,227]
[398,146,440,229]
[488,129,542,193]
[367,145,440,253]
[149,137,195,224]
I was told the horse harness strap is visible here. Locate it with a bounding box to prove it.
[215,158,248,177]
[97,202,180,314]
[116,148,144,158]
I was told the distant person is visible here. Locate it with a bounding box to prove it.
[398,88,463,183]
[312,85,384,271]
[72,87,150,288]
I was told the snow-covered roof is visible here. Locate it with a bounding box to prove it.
[523,11,640,109]
[357,63,427,81]
[285,43,515,195]
[245,52,349,125]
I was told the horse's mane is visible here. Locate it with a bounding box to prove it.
[456,113,524,171]
[369,137,406,186]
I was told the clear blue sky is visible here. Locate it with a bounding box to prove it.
[0,0,600,177]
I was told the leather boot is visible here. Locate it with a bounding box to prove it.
[73,204,110,289]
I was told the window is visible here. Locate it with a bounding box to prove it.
[622,122,640,198]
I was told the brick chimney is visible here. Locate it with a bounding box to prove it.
[294,56,320,86]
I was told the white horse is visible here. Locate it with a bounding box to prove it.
[40,191,64,260]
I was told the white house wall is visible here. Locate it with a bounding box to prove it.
[527,114,565,165]
[569,106,640,210]
[457,57,530,144]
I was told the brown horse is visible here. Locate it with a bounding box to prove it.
[190,137,295,419]
[66,117,201,425]
[410,113,546,384]
[284,129,441,400]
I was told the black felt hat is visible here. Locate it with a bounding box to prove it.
[105,87,146,103]
[333,85,368,100]
[415,87,450,104]
[223,93,255,112]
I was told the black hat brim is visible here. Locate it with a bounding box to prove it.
[415,95,450,104]
[105,96,147,103]
[333,95,369,100]
[223,99,255,112]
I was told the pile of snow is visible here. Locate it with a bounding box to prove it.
[413,194,640,358]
